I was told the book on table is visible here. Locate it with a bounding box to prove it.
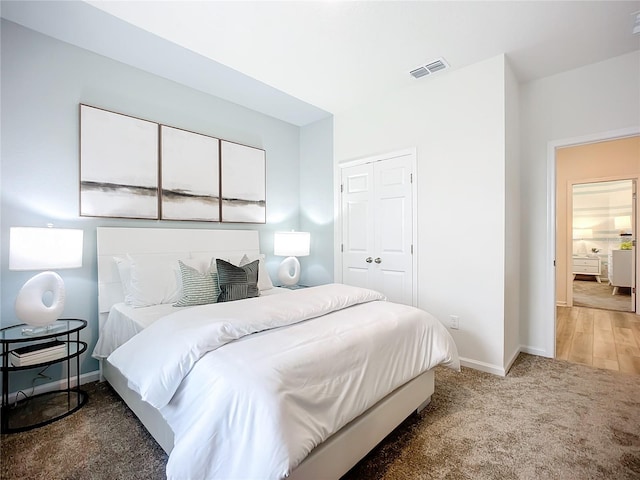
[10,340,67,367]
[12,340,66,357]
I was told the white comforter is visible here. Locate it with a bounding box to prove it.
[108,283,459,480]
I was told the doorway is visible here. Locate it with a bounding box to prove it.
[570,179,635,313]
[550,133,640,370]
[554,136,640,313]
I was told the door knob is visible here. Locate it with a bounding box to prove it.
[365,257,373,263]
[374,257,382,264]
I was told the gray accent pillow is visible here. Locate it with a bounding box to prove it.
[216,259,259,302]
[174,260,220,307]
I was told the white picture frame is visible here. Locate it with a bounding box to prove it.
[220,140,266,223]
[80,105,159,219]
[160,126,220,221]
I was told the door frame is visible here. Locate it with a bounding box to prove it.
[334,147,418,305]
[545,127,640,358]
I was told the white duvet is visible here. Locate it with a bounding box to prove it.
[108,283,459,480]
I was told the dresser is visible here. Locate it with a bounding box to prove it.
[572,255,601,283]
[608,249,632,295]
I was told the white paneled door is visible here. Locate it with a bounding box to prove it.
[341,151,415,305]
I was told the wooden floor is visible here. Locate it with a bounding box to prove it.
[556,306,640,375]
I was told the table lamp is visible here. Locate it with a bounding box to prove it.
[614,216,632,235]
[572,228,592,256]
[274,231,310,286]
[9,227,84,333]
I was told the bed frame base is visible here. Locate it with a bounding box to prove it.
[103,361,174,453]
[103,360,434,479]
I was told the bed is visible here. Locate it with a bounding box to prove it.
[93,227,459,480]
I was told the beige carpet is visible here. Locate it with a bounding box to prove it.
[2,354,639,479]
[573,278,633,312]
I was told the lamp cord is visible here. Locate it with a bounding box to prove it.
[11,366,51,408]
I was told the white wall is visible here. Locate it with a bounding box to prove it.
[520,51,640,356]
[504,59,521,369]
[334,50,640,372]
[335,55,508,373]
[300,116,334,286]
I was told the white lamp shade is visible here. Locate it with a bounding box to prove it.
[274,232,310,257]
[614,216,632,232]
[10,227,84,270]
[572,228,593,240]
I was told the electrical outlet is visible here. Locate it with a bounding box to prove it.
[449,315,459,330]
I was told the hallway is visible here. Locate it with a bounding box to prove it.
[556,305,640,375]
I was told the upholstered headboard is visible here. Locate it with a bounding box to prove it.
[96,227,261,328]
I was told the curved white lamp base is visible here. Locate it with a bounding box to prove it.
[277,256,301,286]
[15,271,66,327]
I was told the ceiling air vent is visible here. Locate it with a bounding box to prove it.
[409,66,429,79]
[409,57,449,79]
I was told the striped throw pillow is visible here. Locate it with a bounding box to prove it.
[173,260,220,307]
[216,259,259,302]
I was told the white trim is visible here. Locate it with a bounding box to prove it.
[411,149,418,305]
[8,369,100,405]
[338,147,417,169]
[459,357,506,377]
[333,152,343,283]
[545,126,640,358]
[504,347,521,374]
[334,148,418,306]
[520,345,548,357]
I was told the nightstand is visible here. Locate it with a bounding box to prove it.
[572,255,602,283]
[1,319,88,433]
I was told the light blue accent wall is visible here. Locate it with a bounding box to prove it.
[1,20,333,389]
[300,117,335,286]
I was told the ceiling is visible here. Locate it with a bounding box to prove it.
[3,1,640,126]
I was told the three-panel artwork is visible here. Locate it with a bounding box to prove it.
[79,104,266,223]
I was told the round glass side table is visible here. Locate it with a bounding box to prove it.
[1,319,88,433]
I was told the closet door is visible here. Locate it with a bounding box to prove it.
[341,163,375,290]
[341,153,414,305]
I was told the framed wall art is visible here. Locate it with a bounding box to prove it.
[220,140,266,223]
[160,126,220,221]
[79,104,267,224]
[80,105,159,219]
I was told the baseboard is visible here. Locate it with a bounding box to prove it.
[460,346,536,377]
[504,347,521,374]
[8,369,100,405]
[459,357,506,376]
[520,345,551,358]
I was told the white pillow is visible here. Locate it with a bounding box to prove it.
[187,254,229,274]
[113,256,132,298]
[125,254,186,307]
[239,253,274,291]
